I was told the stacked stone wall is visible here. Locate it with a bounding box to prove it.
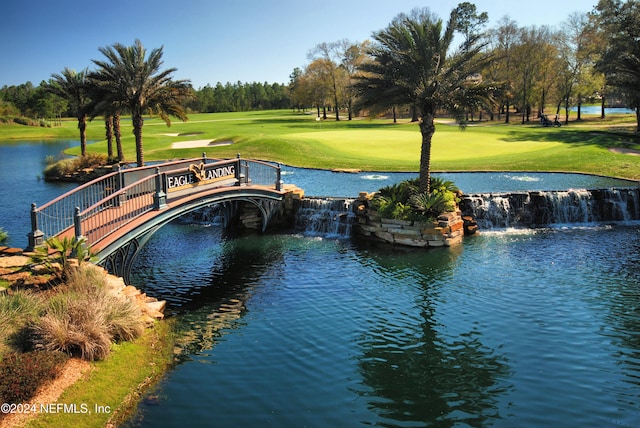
[352,200,466,248]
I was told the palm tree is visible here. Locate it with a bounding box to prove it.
[47,68,91,157]
[86,80,125,162]
[355,7,493,193]
[91,39,193,166]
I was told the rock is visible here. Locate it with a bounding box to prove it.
[2,247,24,255]
[2,271,32,283]
[394,237,428,247]
[122,285,141,297]
[0,255,31,268]
[146,300,167,314]
[31,263,52,275]
[104,275,126,293]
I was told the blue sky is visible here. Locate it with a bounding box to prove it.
[1,0,594,89]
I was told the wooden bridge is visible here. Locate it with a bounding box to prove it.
[27,155,292,282]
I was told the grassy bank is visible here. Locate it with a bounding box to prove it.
[27,320,175,428]
[1,110,638,180]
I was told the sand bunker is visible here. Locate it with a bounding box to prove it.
[608,147,640,156]
[171,140,233,149]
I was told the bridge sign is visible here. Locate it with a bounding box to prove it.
[166,161,236,192]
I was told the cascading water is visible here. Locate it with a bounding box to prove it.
[460,187,640,229]
[294,198,355,237]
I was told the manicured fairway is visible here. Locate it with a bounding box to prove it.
[1,110,639,180]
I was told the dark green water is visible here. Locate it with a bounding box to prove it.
[126,223,640,427]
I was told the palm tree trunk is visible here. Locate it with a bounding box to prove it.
[114,112,124,162]
[133,112,144,167]
[78,114,87,157]
[418,113,436,194]
[105,116,114,159]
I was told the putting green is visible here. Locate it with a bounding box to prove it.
[284,129,563,163]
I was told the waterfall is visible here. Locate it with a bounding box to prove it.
[460,187,640,229]
[294,198,355,237]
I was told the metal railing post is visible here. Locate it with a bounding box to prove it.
[154,167,167,210]
[26,203,44,251]
[276,163,283,191]
[74,207,84,241]
[235,153,243,185]
[116,165,126,206]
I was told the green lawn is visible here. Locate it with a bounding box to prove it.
[1,110,639,180]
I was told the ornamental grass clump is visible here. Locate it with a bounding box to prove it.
[43,152,107,180]
[30,265,145,361]
[0,290,43,354]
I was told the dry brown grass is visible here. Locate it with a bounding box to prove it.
[29,266,145,361]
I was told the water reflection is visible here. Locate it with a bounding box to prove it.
[353,242,511,426]
[132,223,289,359]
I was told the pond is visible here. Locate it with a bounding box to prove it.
[1,140,639,427]
[125,222,640,427]
[280,166,636,197]
[570,106,636,115]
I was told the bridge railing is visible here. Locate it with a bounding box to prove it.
[28,170,121,247]
[77,174,157,245]
[239,159,283,188]
[27,156,282,249]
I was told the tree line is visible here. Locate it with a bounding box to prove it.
[291,1,639,128]
[3,1,638,128]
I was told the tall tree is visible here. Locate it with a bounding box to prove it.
[339,40,370,120]
[304,59,333,118]
[288,68,305,111]
[555,12,599,123]
[47,68,91,156]
[487,17,519,122]
[91,39,193,166]
[308,42,344,121]
[355,6,493,193]
[592,0,640,132]
[86,80,125,162]
[512,26,551,123]
[454,1,489,44]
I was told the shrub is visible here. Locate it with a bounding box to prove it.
[410,191,449,218]
[370,177,460,221]
[0,351,68,404]
[43,153,108,179]
[32,236,97,282]
[29,266,144,361]
[43,158,75,178]
[0,227,7,243]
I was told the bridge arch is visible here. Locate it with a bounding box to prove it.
[27,157,297,283]
[95,187,285,283]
